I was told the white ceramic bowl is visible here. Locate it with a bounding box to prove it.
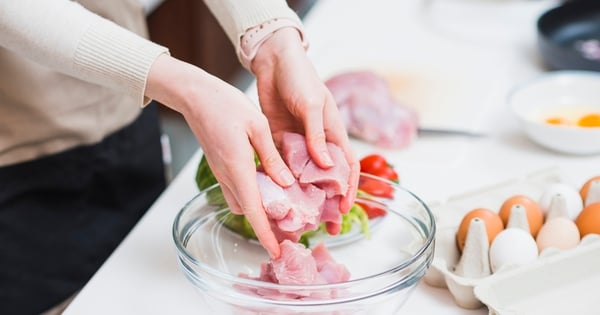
[508,70,600,155]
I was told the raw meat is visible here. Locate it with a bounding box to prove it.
[325,70,418,149]
[243,134,352,300]
[257,132,349,242]
[257,172,326,241]
[239,240,350,300]
[281,132,311,178]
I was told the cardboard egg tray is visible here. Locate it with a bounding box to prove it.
[423,167,600,313]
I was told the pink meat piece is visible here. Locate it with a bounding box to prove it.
[238,240,350,300]
[268,240,328,286]
[259,240,350,286]
[244,132,354,301]
[299,142,350,198]
[256,172,291,220]
[319,196,342,225]
[311,242,351,284]
[258,132,350,242]
[281,132,311,178]
[275,183,324,233]
[257,172,326,242]
[282,132,350,198]
[325,71,418,149]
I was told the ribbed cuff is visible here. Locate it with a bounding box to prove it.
[73,19,169,106]
[204,0,304,58]
[239,18,307,70]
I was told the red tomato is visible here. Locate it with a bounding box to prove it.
[358,177,394,198]
[357,202,387,219]
[325,221,341,235]
[372,166,399,182]
[360,154,399,182]
[360,154,388,175]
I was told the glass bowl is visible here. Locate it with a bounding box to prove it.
[172,173,436,314]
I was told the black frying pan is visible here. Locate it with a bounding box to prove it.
[537,0,600,71]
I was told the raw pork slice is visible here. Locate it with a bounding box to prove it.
[281,133,350,198]
[239,240,350,300]
[257,132,350,242]
[281,132,311,178]
[325,70,418,149]
[299,142,350,198]
[257,172,326,242]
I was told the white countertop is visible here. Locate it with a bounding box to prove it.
[63,0,600,314]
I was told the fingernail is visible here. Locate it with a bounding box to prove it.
[280,169,295,186]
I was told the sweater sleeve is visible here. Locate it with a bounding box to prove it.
[203,0,304,59]
[0,0,169,106]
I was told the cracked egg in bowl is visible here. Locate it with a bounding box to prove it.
[509,70,600,155]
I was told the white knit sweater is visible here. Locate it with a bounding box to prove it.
[0,0,302,166]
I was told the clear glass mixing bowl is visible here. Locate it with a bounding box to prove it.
[173,173,435,314]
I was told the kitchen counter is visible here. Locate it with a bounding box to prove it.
[62,0,600,314]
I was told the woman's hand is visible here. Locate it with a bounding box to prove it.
[250,28,360,233]
[145,54,296,258]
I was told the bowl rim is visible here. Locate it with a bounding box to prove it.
[171,172,436,291]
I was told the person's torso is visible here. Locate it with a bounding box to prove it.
[0,0,149,166]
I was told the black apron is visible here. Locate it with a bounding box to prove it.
[0,103,166,315]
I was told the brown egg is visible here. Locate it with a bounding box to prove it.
[456,208,504,253]
[575,203,600,237]
[499,195,544,237]
[580,176,600,202]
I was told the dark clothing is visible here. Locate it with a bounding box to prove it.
[0,104,166,315]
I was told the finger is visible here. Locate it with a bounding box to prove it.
[250,124,295,187]
[221,185,243,215]
[230,165,281,259]
[321,97,359,214]
[340,158,360,214]
[302,100,334,169]
[321,92,351,150]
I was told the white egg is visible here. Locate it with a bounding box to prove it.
[536,217,580,253]
[489,228,538,273]
[538,183,584,220]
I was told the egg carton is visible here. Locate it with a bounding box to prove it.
[474,234,600,315]
[423,167,600,312]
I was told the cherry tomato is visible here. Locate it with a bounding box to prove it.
[360,154,399,182]
[358,177,394,198]
[360,154,388,175]
[357,202,387,219]
[325,221,341,235]
[372,166,399,182]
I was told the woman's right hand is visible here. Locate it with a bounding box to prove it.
[145,54,295,259]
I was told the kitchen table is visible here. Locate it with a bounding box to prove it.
[63,0,599,314]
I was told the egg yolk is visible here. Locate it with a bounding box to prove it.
[577,113,600,127]
[545,117,570,125]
